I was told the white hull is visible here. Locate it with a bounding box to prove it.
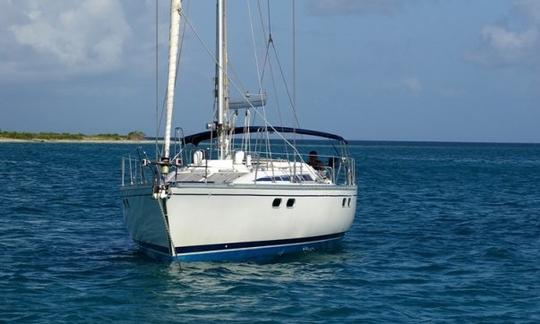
[121,183,357,261]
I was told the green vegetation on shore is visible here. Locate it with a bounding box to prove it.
[0,130,146,141]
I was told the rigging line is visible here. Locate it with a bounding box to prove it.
[256,1,268,43]
[155,0,159,160]
[252,1,271,150]
[267,56,289,158]
[247,0,268,138]
[263,0,300,145]
[258,35,271,90]
[247,0,263,94]
[173,2,188,101]
[246,0,264,150]
[217,31,248,95]
[178,10,235,133]
[255,0,297,144]
[227,77,308,163]
[224,61,248,96]
[249,106,307,166]
[253,32,270,146]
[176,11,220,155]
[257,1,270,77]
[180,9,251,100]
[253,1,272,147]
[264,1,300,133]
[266,0,272,38]
[270,41,300,128]
[291,0,299,151]
[292,0,297,121]
[256,0,270,85]
[180,11,256,122]
[262,60,277,157]
[180,7,303,162]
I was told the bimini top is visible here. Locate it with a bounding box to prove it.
[183,126,347,146]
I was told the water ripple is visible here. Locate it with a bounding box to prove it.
[0,142,539,322]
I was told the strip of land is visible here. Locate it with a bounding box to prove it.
[0,130,151,143]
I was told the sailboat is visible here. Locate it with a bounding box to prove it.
[120,0,357,261]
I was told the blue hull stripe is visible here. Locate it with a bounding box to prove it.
[175,232,344,254]
[177,237,343,262]
[135,232,344,259]
[125,193,357,198]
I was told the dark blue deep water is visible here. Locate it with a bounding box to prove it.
[1,142,539,322]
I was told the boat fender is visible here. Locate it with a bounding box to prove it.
[152,184,170,200]
[234,151,244,165]
[152,189,170,200]
[193,150,204,166]
[152,184,159,200]
[159,189,169,199]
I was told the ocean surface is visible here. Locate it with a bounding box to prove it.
[1,141,539,322]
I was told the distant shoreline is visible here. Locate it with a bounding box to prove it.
[1,137,538,146]
[0,131,538,145]
[0,130,150,144]
[0,138,156,144]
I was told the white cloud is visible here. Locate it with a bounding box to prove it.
[472,0,540,66]
[401,77,423,94]
[481,26,537,52]
[515,0,540,22]
[1,0,132,80]
[308,0,402,16]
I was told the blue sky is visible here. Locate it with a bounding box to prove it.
[1,0,539,143]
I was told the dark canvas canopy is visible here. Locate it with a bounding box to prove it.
[183,126,347,146]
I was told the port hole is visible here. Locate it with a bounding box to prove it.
[272,198,282,208]
[286,198,295,208]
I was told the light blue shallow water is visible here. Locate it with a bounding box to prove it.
[1,142,539,322]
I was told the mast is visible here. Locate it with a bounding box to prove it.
[162,0,182,163]
[216,0,229,160]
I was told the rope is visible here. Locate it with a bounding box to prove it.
[155,0,159,160]
[247,0,263,96]
[292,0,297,124]
[270,41,300,128]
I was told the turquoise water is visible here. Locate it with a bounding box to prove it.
[1,142,539,322]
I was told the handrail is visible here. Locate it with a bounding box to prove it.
[121,143,356,187]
